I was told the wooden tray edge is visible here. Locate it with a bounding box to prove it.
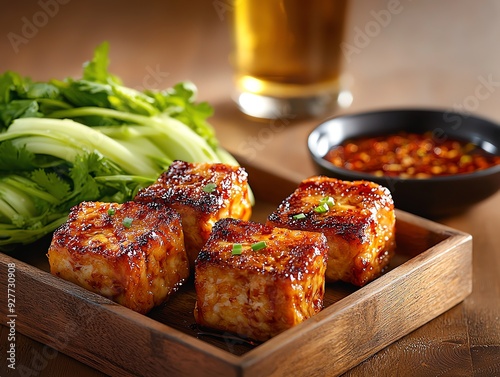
[0,163,474,377]
[0,251,246,377]
[239,227,473,376]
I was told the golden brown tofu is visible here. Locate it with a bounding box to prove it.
[267,176,396,287]
[194,218,328,342]
[134,160,252,268]
[47,201,189,314]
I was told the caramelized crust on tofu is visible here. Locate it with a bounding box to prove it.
[194,218,328,342]
[267,176,396,286]
[47,201,189,314]
[134,161,252,268]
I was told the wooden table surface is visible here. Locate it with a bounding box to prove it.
[1,1,499,376]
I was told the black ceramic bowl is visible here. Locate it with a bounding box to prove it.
[308,108,500,218]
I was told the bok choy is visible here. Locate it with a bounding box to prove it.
[0,42,241,249]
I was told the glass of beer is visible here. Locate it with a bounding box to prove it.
[231,0,349,119]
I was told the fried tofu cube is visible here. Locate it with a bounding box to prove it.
[267,176,396,287]
[134,160,252,268]
[47,201,189,314]
[194,218,328,342]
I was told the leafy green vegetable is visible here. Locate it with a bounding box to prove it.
[0,41,244,250]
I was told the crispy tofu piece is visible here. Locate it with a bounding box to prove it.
[194,218,328,342]
[134,160,252,268]
[267,176,396,287]
[47,201,189,314]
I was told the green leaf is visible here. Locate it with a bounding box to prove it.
[55,79,112,108]
[108,84,158,116]
[82,41,121,85]
[30,169,71,200]
[67,153,102,205]
[0,141,37,171]
[83,41,111,83]
[0,214,68,250]
[0,100,41,128]
[64,152,138,208]
[24,82,60,100]
[0,71,24,104]
[145,81,217,148]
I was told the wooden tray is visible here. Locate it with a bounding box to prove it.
[0,162,473,377]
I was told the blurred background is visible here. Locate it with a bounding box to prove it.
[1,0,500,178]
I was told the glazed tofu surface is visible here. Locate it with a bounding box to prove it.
[194,218,328,342]
[267,176,396,286]
[47,201,190,314]
[134,161,252,268]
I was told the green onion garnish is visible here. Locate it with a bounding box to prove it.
[251,241,267,251]
[320,196,335,208]
[203,183,217,193]
[232,243,243,255]
[107,208,116,216]
[292,213,306,220]
[122,217,133,228]
[314,202,330,214]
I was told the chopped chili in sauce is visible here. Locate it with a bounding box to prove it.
[324,131,500,178]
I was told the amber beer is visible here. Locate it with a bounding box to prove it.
[232,0,348,118]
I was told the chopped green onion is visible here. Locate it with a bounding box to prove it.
[232,243,242,255]
[251,241,267,251]
[122,217,133,228]
[203,183,217,193]
[292,213,306,220]
[107,208,116,216]
[320,196,335,208]
[314,202,330,214]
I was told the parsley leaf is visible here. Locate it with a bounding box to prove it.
[0,100,41,128]
[82,41,120,84]
[0,71,24,104]
[67,153,102,206]
[30,169,70,200]
[0,141,36,171]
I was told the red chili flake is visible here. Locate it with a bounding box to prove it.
[324,131,500,178]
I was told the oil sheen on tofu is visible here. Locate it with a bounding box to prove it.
[194,218,328,342]
[47,201,190,314]
[267,176,396,286]
[135,160,252,268]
